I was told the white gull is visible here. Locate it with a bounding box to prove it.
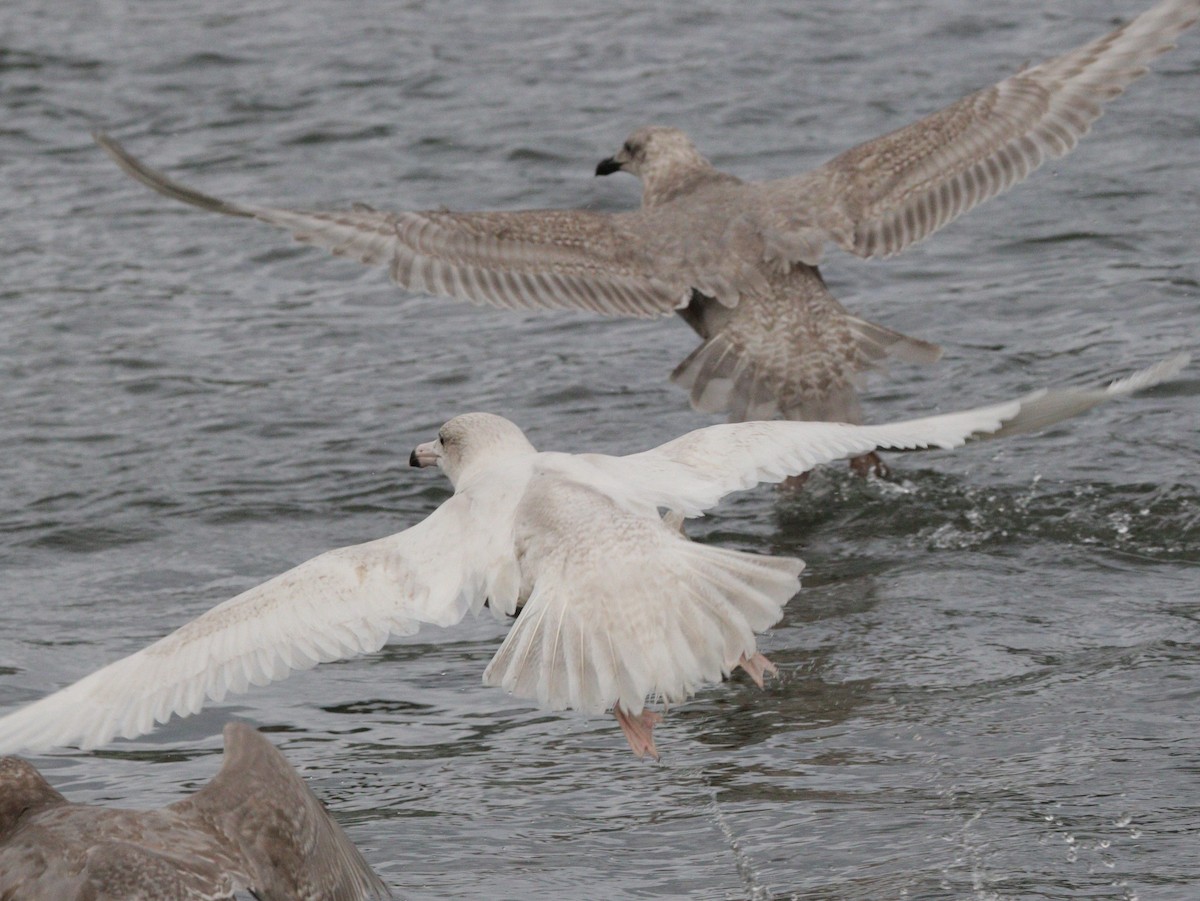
[0,356,1186,760]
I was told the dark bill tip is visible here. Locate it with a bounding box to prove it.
[594,157,622,176]
[408,449,421,467]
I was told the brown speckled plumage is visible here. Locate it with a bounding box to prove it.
[0,723,390,901]
[95,0,1197,426]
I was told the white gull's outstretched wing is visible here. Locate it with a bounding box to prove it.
[94,132,689,319]
[767,0,1200,262]
[0,492,520,754]
[604,354,1188,516]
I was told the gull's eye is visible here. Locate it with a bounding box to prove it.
[623,141,635,155]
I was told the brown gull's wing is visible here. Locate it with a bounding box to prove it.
[761,0,1200,263]
[96,131,691,318]
[169,722,391,900]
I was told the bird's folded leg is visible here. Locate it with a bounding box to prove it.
[614,706,662,760]
[849,451,889,478]
[776,471,811,492]
[737,652,778,689]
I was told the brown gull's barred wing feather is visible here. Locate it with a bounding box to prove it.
[766,0,1200,261]
[94,131,688,319]
[0,724,390,899]
[170,723,392,900]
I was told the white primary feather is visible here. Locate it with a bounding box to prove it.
[604,354,1189,517]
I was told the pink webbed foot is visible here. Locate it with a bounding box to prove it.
[614,706,663,760]
[848,451,889,479]
[737,652,778,689]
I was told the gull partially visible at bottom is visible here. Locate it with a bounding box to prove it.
[0,722,390,901]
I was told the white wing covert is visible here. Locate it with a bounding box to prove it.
[0,492,519,753]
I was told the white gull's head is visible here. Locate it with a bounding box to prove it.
[409,412,536,488]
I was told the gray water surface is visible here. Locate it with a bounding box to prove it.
[1,0,1198,898]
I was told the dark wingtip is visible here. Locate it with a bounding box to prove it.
[93,131,255,219]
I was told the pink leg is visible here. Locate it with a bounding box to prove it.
[737,652,778,689]
[613,706,663,760]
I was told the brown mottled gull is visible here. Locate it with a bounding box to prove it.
[0,722,390,901]
[0,356,1186,760]
[95,1,1198,457]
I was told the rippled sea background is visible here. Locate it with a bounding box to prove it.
[1,0,1198,897]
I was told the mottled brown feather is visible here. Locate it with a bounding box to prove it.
[95,0,1198,424]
